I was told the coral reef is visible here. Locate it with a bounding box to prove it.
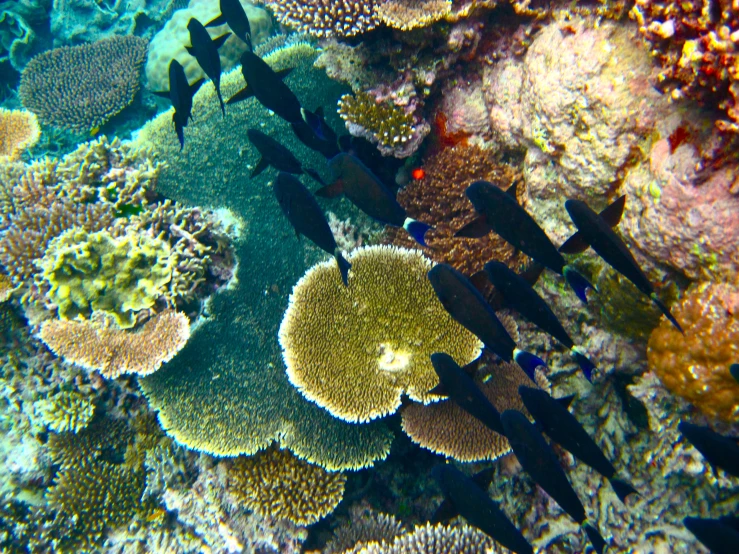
[0,108,40,162]
[324,505,407,553]
[648,281,739,422]
[346,522,495,553]
[279,245,483,423]
[376,0,452,31]
[19,36,148,132]
[38,310,191,378]
[227,447,346,526]
[264,0,380,38]
[36,388,96,433]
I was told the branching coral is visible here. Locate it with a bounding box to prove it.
[279,245,482,423]
[38,310,190,378]
[647,281,739,421]
[19,36,148,132]
[348,523,495,553]
[0,107,40,162]
[36,388,95,433]
[325,505,407,553]
[264,0,380,38]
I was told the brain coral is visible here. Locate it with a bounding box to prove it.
[36,228,175,329]
[0,107,40,162]
[145,0,272,92]
[265,0,380,38]
[19,36,148,132]
[228,447,346,526]
[648,281,739,422]
[279,245,483,423]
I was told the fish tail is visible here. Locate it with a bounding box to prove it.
[335,251,351,287]
[571,347,597,382]
[609,477,638,503]
[403,218,433,246]
[513,348,546,383]
[563,265,595,304]
[650,293,684,334]
[583,523,607,554]
[304,167,326,186]
[217,87,226,117]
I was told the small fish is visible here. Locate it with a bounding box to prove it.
[157,59,204,150]
[612,373,650,431]
[501,409,608,554]
[456,180,594,304]
[562,197,683,333]
[186,18,230,116]
[206,0,252,49]
[291,119,340,159]
[247,129,324,186]
[317,153,432,246]
[678,422,739,478]
[433,464,533,554]
[273,172,351,285]
[730,363,739,386]
[428,352,504,435]
[427,263,546,380]
[301,107,332,142]
[684,516,739,554]
[518,386,638,502]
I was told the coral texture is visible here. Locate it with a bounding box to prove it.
[38,310,191,379]
[348,523,495,553]
[0,108,40,162]
[377,0,452,30]
[19,36,148,132]
[265,0,380,38]
[325,506,406,553]
[648,281,739,421]
[36,388,95,433]
[279,245,483,423]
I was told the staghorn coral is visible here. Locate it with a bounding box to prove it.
[401,361,530,462]
[325,505,407,554]
[36,388,95,433]
[264,0,380,38]
[38,310,190,378]
[348,523,496,553]
[227,447,346,526]
[279,245,483,423]
[377,0,452,31]
[386,143,524,276]
[631,0,739,132]
[0,108,40,162]
[19,36,148,132]
[339,91,428,158]
[647,281,739,422]
[36,228,175,328]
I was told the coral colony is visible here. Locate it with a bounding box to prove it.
[1,0,739,552]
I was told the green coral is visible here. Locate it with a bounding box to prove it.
[37,228,175,329]
[338,91,414,148]
[36,388,95,433]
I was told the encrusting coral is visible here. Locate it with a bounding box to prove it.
[648,281,739,422]
[19,36,148,132]
[0,108,40,162]
[279,245,483,423]
[227,447,346,526]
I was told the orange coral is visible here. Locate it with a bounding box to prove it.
[385,143,525,277]
[647,281,739,421]
[0,108,40,162]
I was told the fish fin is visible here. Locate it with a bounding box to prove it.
[403,218,433,246]
[304,167,326,186]
[430,499,458,525]
[555,394,576,410]
[599,195,626,227]
[205,13,226,27]
[315,106,324,117]
[650,293,684,334]
[190,77,206,95]
[174,120,185,150]
[471,467,495,489]
[216,87,226,117]
[301,108,326,141]
[212,32,231,49]
[428,382,448,397]
[227,84,253,105]
[185,45,195,56]
[505,180,518,200]
[335,251,351,287]
[275,67,295,80]
[730,364,739,385]
[718,516,739,532]
[250,156,269,177]
[563,266,595,304]
[520,261,545,286]
[152,90,171,99]
[454,216,490,238]
[572,348,597,383]
[461,358,480,376]
[583,524,607,554]
[609,478,638,503]
[513,349,546,383]
[315,180,344,198]
[559,231,590,254]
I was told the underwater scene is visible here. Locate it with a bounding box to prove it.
[0,0,738,552]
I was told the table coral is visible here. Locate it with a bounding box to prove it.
[647,281,739,422]
[0,108,40,162]
[19,36,148,132]
[279,245,483,423]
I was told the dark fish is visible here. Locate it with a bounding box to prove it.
[456,180,593,304]
[433,464,533,554]
[684,516,739,554]
[432,467,495,524]
[317,153,432,246]
[484,260,597,381]
[206,0,252,49]
[427,263,546,380]
[562,197,683,333]
[160,59,203,150]
[301,107,331,141]
[428,352,504,435]
[291,119,340,159]
[518,386,638,502]
[500,409,607,554]
[678,422,739,478]
[612,373,650,431]
[273,172,350,285]
[730,363,739,386]
[247,129,325,186]
[186,18,230,116]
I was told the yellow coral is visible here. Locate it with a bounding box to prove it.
[37,388,96,433]
[349,522,494,553]
[279,245,483,423]
[0,107,40,162]
[0,272,15,302]
[338,92,415,149]
[377,0,452,31]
